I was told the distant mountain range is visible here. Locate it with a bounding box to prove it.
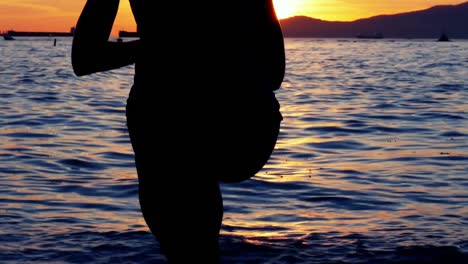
[279,2,468,38]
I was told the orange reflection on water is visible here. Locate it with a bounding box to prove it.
[222,208,401,245]
[222,198,462,246]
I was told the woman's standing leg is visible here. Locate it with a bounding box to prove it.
[137,172,223,263]
[127,104,223,263]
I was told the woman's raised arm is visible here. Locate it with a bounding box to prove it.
[72,0,139,76]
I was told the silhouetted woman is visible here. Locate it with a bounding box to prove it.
[72,0,285,262]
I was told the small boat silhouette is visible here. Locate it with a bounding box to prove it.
[3,34,15,40]
[437,32,450,42]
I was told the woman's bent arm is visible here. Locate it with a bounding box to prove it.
[72,0,138,76]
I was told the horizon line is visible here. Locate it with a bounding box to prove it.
[280,1,468,22]
[2,1,467,34]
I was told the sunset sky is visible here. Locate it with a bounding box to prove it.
[0,0,466,36]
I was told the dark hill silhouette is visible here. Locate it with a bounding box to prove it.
[280,2,468,38]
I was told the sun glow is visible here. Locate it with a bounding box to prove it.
[273,0,296,19]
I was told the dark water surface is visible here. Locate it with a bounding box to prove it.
[1,37,467,263]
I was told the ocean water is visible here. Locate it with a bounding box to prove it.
[0,37,467,264]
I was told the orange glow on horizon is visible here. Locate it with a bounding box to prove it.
[0,1,465,35]
[0,1,136,37]
[277,0,467,21]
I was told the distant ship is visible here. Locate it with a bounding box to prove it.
[3,34,15,40]
[6,27,75,37]
[437,32,450,42]
[356,32,384,39]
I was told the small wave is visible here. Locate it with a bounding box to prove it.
[369,102,399,109]
[98,151,134,160]
[58,158,106,170]
[423,62,463,68]
[3,132,57,138]
[430,155,467,161]
[305,126,370,135]
[302,195,398,211]
[289,153,317,159]
[4,119,43,126]
[419,112,465,120]
[368,125,433,134]
[308,140,378,150]
[351,113,412,121]
[435,83,464,89]
[439,131,466,137]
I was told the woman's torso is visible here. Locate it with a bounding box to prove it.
[128,0,285,103]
